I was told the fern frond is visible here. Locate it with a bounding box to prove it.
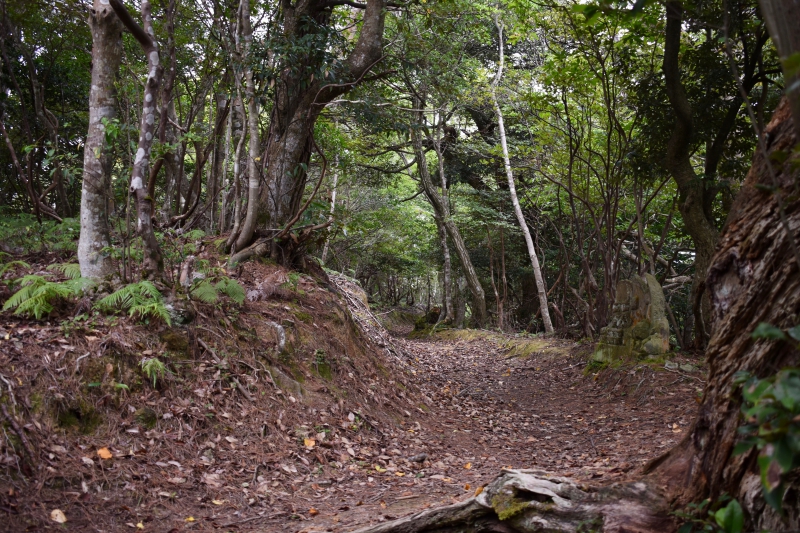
[130,302,171,326]
[47,263,82,279]
[184,229,206,240]
[216,278,245,304]
[137,280,162,301]
[63,277,95,294]
[191,281,218,303]
[14,294,54,320]
[0,260,30,276]
[2,276,46,312]
[95,286,135,312]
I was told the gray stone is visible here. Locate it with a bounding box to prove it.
[593,274,670,362]
[679,363,697,373]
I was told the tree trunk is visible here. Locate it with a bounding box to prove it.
[77,0,122,279]
[239,0,385,258]
[491,15,554,335]
[410,100,487,327]
[663,1,719,347]
[648,97,800,529]
[435,216,454,323]
[234,0,261,251]
[109,0,164,279]
[320,154,339,263]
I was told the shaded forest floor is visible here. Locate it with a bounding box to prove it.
[0,257,703,532]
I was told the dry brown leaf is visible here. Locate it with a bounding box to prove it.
[309,508,319,516]
[50,509,67,523]
[464,462,472,469]
[97,447,112,460]
[304,438,316,449]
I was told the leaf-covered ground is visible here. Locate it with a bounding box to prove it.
[0,261,702,532]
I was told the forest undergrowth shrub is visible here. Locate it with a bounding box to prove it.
[95,281,171,325]
[3,264,94,319]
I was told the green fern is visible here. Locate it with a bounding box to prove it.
[216,278,245,304]
[47,263,82,279]
[95,281,171,325]
[190,280,218,303]
[0,260,30,277]
[3,274,93,319]
[140,357,167,387]
[184,229,206,241]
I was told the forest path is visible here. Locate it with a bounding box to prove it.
[300,331,702,533]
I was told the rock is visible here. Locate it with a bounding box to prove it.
[679,363,697,373]
[665,361,679,370]
[594,274,670,362]
[408,453,428,463]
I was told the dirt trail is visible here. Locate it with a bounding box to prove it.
[288,331,702,533]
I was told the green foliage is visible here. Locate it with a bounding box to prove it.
[215,277,245,304]
[188,276,245,305]
[3,274,94,319]
[47,263,82,279]
[675,496,743,533]
[95,281,171,325]
[0,259,30,277]
[140,358,167,388]
[734,366,800,511]
[0,215,80,254]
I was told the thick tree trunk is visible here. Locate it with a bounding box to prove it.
[77,0,122,279]
[491,15,554,335]
[241,0,385,256]
[649,97,800,531]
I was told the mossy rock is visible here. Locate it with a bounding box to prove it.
[491,490,531,521]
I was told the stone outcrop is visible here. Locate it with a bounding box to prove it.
[594,273,670,362]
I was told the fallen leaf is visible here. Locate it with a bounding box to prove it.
[97,447,113,460]
[374,465,386,473]
[380,501,386,509]
[50,509,67,523]
[185,517,196,522]
[304,438,316,449]
[474,486,484,496]
[136,522,144,530]
[81,456,95,466]
[395,472,405,477]
[464,483,471,490]
[211,499,226,505]
[309,508,319,516]
[464,462,472,469]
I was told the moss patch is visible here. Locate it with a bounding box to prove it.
[491,491,530,521]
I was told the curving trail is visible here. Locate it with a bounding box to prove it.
[296,331,701,533]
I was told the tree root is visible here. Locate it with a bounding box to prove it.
[350,469,674,533]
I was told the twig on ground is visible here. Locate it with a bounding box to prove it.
[1,404,35,469]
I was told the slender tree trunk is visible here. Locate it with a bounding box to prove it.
[109,0,164,278]
[663,1,719,347]
[320,154,339,263]
[208,93,228,233]
[77,0,122,279]
[235,0,261,251]
[435,216,454,322]
[491,14,554,334]
[410,99,487,327]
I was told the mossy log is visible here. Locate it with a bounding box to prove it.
[350,469,673,533]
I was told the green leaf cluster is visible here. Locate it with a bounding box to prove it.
[734,364,800,511]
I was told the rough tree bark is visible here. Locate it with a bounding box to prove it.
[109,0,164,279]
[77,0,122,279]
[491,14,554,335]
[349,100,800,533]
